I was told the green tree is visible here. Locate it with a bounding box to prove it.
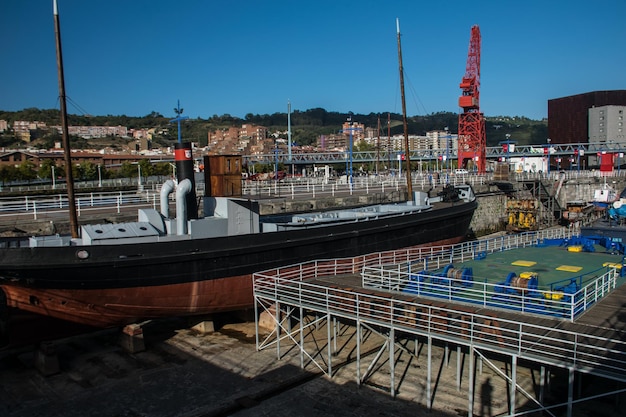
[153,162,173,177]
[72,164,83,180]
[17,160,37,182]
[119,161,136,178]
[38,159,57,180]
[138,158,153,178]
[79,161,98,180]
[0,165,18,184]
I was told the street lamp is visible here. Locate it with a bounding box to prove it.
[546,138,551,175]
[51,165,56,189]
[505,134,511,161]
[341,117,362,185]
[97,164,102,187]
[273,142,280,182]
[444,127,450,173]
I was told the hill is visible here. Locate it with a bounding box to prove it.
[0,108,547,149]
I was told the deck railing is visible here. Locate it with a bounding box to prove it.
[253,228,575,285]
[361,262,619,321]
[254,228,626,380]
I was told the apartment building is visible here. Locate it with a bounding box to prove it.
[588,105,626,144]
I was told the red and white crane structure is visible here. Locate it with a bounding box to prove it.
[457,25,486,173]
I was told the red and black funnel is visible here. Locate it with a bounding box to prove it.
[174,142,198,219]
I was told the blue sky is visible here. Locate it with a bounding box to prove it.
[2,0,624,121]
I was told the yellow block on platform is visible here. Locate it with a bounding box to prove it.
[603,262,623,270]
[556,265,583,272]
[544,292,564,301]
[512,260,536,267]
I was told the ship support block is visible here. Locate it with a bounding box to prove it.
[35,342,60,376]
[119,324,145,353]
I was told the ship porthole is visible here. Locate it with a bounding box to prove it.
[76,250,90,260]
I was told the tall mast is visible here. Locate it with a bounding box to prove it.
[54,0,79,238]
[376,116,381,175]
[387,112,391,170]
[396,18,413,200]
[287,100,292,161]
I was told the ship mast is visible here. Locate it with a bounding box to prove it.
[396,18,413,201]
[53,0,79,238]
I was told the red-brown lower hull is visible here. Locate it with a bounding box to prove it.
[3,274,254,328]
[1,236,465,328]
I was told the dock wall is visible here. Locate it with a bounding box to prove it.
[9,177,626,238]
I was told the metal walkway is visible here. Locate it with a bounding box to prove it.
[253,229,626,417]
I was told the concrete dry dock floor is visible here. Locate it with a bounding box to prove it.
[0,317,621,417]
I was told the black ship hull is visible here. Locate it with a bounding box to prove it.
[0,198,476,327]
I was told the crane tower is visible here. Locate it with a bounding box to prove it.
[458,25,486,173]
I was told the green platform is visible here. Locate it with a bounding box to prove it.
[447,245,624,288]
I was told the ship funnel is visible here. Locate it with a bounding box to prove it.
[174,142,197,219]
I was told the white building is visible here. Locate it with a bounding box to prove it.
[508,156,549,173]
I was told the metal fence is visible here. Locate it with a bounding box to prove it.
[253,228,626,381]
[0,190,161,221]
[361,257,618,322]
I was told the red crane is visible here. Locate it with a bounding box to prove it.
[457,25,486,173]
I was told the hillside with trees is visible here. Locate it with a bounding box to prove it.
[0,108,547,150]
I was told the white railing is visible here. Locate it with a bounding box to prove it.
[254,267,626,380]
[0,190,162,220]
[361,262,619,321]
[242,173,489,199]
[253,228,626,379]
[253,228,574,286]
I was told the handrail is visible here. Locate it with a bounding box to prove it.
[361,263,618,321]
[254,269,626,380]
[253,228,626,380]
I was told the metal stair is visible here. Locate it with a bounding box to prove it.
[519,179,563,226]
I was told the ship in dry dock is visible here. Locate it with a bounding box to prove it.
[0,3,477,330]
[0,150,477,328]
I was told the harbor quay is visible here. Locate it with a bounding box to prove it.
[2,171,625,238]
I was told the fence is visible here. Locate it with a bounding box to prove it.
[253,228,626,381]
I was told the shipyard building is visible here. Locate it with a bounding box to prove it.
[548,90,626,145]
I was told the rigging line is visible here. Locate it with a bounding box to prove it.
[65,96,92,117]
[403,72,429,116]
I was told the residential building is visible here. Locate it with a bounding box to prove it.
[50,125,128,139]
[13,121,48,142]
[588,105,626,144]
[208,124,268,155]
[341,120,365,142]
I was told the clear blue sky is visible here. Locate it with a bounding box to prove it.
[2,0,624,121]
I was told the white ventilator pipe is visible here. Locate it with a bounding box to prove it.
[160,179,176,219]
[176,179,192,235]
